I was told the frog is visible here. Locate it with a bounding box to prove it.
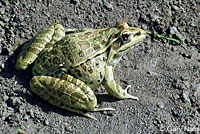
[15,21,146,120]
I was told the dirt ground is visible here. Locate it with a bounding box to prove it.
[0,0,199,133]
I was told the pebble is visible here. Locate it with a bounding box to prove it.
[0,63,5,70]
[182,90,191,103]
[170,27,178,35]
[23,115,29,121]
[172,5,180,11]
[3,95,9,101]
[183,81,190,89]
[150,13,159,22]
[170,26,185,41]
[0,7,5,15]
[70,0,79,5]
[27,109,35,118]
[6,96,21,108]
[44,119,49,125]
[147,70,158,76]
[157,101,165,109]
[181,51,192,59]
[104,2,113,11]
[194,84,200,98]
[196,83,200,90]
[1,0,10,6]
[5,114,18,124]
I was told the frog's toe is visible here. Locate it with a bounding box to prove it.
[123,93,139,101]
[92,107,115,112]
[124,85,131,91]
[85,113,98,120]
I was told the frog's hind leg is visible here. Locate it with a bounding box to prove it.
[30,75,114,120]
[15,23,65,70]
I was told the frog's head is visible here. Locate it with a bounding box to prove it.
[107,21,146,66]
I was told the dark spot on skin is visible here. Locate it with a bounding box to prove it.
[68,55,74,64]
[79,41,90,50]
[78,51,85,57]
[96,62,99,66]
[89,81,93,85]
[70,97,77,105]
[32,69,38,75]
[48,97,56,103]
[71,92,87,104]
[98,80,101,83]
[114,34,118,38]
[81,64,87,71]
[50,77,57,86]
[99,29,110,35]
[53,57,60,64]
[61,47,68,55]
[57,91,63,97]
[94,44,100,50]
[79,34,88,40]
[85,32,92,35]
[69,34,75,38]
[68,69,72,75]
[48,88,56,95]
[101,40,107,45]
[40,80,47,87]
[42,57,46,63]
[95,36,102,41]
[72,78,77,85]
[100,72,104,79]
[103,56,107,62]
[75,69,82,77]
[52,49,58,55]
[59,102,65,107]
[87,47,94,54]
[88,69,93,74]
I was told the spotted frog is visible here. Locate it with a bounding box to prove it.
[15,21,146,119]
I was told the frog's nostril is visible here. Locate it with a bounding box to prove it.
[135,31,141,35]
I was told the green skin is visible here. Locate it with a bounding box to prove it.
[15,21,146,120]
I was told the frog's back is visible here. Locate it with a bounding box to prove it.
[59,28,117,67]
[32,27,117,76]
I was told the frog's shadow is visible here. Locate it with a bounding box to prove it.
[1,43,119,118]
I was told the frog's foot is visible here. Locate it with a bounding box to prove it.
[101,87,139,101]
[104,66,139,101]
[104,80,139,100]
[59,106,98,120]
[124,85,139,101]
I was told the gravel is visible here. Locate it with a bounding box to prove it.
[0,0,199,133]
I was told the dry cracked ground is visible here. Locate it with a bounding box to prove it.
[0,0,200,134]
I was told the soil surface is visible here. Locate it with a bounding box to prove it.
[0,0,199,133]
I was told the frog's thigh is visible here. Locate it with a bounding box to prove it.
[30,75,114,119]
[30,75,97,110]
[15,23,65,70]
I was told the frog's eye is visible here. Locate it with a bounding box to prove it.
[121,31,131,42]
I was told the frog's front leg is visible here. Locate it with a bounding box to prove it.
[15,23,65,70]
[30,74,114,120]
[103,66,139,100]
